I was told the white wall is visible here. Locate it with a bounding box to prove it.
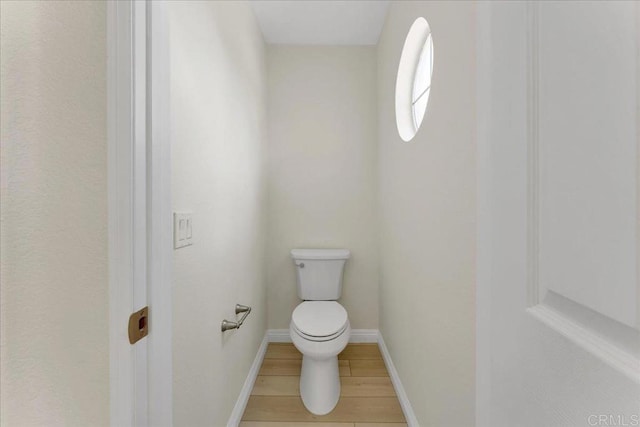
[266,46,379,329]
[377,2,476,425]
[0,1,109,426]
[168,1,268,426]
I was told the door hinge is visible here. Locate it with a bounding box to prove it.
[128,306,149,344]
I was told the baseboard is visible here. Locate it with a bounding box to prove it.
[226,334,269,427]
[267,328,291,342]
[377,332,419,427]
[350,329,379,342]
[267,328,379,343]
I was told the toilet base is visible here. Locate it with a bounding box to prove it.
[290,321,351,415]
[300,355,341,415]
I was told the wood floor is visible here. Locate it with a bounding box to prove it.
[240,343,407,427]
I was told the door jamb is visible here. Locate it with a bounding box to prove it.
[107,1,137,424]
[475,2,494,426]
[146,2,173,425]
[107,1,172,425]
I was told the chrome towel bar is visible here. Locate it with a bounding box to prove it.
[221,304,252,332]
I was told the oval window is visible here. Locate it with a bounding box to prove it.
[395,18,434,142]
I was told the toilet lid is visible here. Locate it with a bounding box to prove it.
[291,301,348,337]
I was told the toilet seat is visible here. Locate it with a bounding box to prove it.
[292,322,348,342]
[291,301,348,342]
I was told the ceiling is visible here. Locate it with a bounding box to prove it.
[249,1,390,45]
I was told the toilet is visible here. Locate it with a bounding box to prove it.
[289,248,351,415]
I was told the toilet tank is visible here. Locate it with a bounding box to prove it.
[291,249,350,301]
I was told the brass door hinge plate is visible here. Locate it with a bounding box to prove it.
[129,306,149,344]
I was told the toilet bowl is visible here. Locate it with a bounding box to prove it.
[290,300,351,415]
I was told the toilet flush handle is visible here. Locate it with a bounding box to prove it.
[298,262,305,268]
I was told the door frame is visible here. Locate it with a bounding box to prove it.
[107,1,172,425]
[475,2,493,426]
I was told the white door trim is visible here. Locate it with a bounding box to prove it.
[107,1,137,424]
[475,2,493,426]
[146,1,173,425]
[108,1,173,425]
[132,2,149,424]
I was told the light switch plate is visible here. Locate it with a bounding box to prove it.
[173,212,193,249]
